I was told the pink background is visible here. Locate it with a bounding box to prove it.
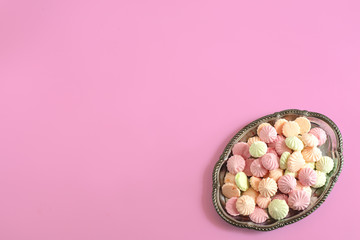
[0,0,359,239]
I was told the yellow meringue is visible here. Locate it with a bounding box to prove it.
[285,136,304,151]
[316,156,334,173]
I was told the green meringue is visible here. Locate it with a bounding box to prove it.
[285,136,304,151]
[280,152,291,170]
[312,170,327,188]
[235,172,249,191]
[316,156,334,173]
[268,199,289,220]
[249,141,267,158]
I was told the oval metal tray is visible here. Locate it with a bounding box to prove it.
[212,109,343,231]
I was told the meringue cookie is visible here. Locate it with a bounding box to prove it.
[222,183,240,198]
[274,118,288,135]
[257,123,271,136]
[249,141,268,158]
[236,195,256,216]
[301,147,322,163]
[316,156,334,173]
[278,175,297,194]
[227,155,246,175]
[260,153,279,170]
[249,176,261,192]
[285,136,304,151]
[224,172,236,184]
[249,207,269,223]
[288,190,310,211]
[298,167,317,186]
[282,121,301,137]
[225,197,240,216]
[287,151,306,172]
[309,127,327,146]
[258,177,277,198]
[235,172,249,191]
[250,159,268,177]
[259,125,277,143]
[232,142,251,159]
[268,199,289,220]
[295,117,311,134]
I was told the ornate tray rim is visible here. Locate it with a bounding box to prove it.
[212,109,343,231]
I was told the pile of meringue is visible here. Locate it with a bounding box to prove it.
[222,116,335,223]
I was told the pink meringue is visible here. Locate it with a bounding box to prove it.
[250,159,268,177]
[232,142,251,159]
[243,158,255,177]
[298,167,317,186]
[227,155,246,175]
[257,123,271,136]
[275,136,292,155]
[278,175,297,194]
[225,197,240,216]
[309,127,327,146]
[272,193,289,204]
[249,207,269,223]
[259,125,277,143]
[288,190,310,211]
[260,153,279,170]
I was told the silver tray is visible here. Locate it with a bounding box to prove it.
[212,109,343,231]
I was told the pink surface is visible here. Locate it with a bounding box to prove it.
[0,0,359,239]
